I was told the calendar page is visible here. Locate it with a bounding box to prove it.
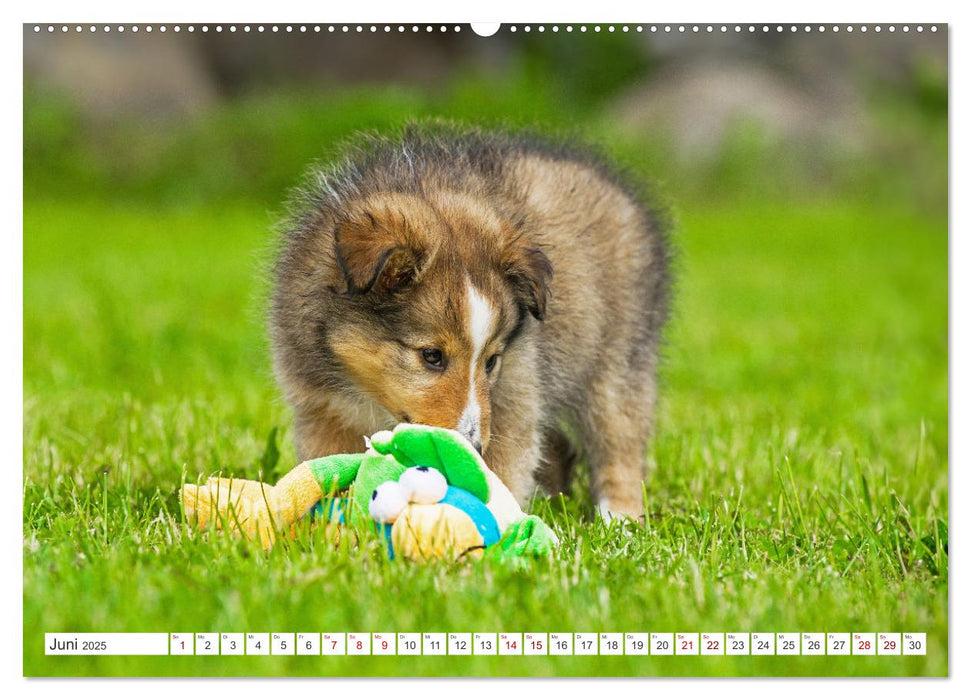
[22,19,947,678]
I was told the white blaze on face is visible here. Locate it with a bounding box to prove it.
[457,279,494,450]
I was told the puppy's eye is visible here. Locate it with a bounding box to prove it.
[421,348,444,370]
[485,354,500,373]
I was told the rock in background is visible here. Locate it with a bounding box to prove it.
[608,29,946,161]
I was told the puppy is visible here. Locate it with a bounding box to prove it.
[270,124,671,519]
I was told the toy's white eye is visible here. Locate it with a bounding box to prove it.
[368,481,407,524]
[398,466,448,505]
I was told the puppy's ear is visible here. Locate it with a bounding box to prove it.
[334,211,426,296]
[502,244,553,321]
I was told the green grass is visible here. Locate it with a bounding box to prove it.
[22,190,947,676]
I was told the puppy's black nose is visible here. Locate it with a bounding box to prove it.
[472,440,483,455]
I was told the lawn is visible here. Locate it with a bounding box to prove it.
[22,189,947,676]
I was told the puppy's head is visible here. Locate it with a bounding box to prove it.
[327,192,551,454]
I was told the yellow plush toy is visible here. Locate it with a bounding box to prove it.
[181,424,558,561]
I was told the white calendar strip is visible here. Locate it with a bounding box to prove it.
[45,632,927,656]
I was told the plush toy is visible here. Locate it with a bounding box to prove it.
[180,424,558,562]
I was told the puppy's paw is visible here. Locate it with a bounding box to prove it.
[596,499,644,533]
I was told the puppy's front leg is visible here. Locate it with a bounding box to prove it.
[293,401,373,461]
[486,376,543,506]
[583,370,655,521]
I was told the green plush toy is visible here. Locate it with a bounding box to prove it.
[181,424,558,562]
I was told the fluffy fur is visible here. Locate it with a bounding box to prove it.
[271,123,671,519]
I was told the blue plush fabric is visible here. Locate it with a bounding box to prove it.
[310,497,347,523]
[438,486,501,546]
[382,522,394,560]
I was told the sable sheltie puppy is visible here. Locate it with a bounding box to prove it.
[270,124,671,519]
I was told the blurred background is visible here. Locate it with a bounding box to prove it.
[24,25,946,209]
